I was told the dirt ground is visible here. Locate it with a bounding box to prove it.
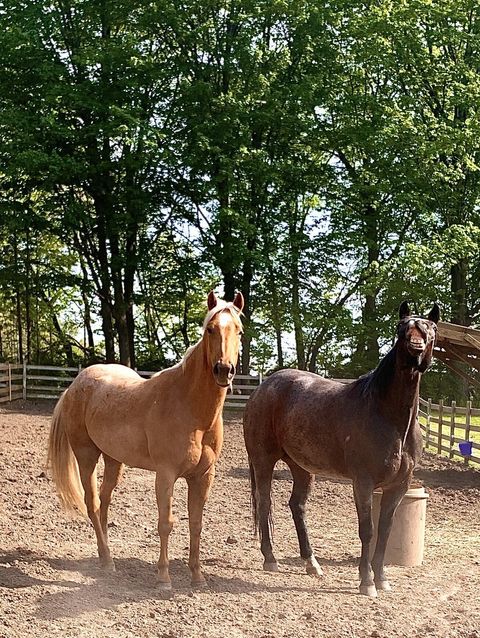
[1,401,479,638]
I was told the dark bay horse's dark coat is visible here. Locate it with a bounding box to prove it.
[243,302,439,597]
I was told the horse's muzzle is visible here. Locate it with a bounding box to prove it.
[213,362,236,387]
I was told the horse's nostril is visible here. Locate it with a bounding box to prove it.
[213,363,220,375]
[229,364,235,377]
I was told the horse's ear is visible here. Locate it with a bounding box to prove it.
[233,291,244,313]
[399,301,410,319]
[428,303,440,324]
[207,291,218,310]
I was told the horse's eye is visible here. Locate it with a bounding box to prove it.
[206,326,214,334]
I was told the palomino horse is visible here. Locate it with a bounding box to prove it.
[48,291,244,588]
[243,301,439,597]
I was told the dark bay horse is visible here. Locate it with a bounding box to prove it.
[48,291,244,589]
[243,302,439,597]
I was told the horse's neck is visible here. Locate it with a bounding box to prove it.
[181,339,227,424]
[384,353,421,429]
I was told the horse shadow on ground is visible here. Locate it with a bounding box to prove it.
[0,548,80,590]
[0,547,356,619]
[0,399,55,417]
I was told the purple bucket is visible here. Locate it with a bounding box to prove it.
[459,441,473,456]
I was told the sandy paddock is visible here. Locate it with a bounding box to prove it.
[1,401,479,638]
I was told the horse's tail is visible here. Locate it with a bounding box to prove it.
[248,457,274,540]
[47,390,86,517]
[248,458,259,536]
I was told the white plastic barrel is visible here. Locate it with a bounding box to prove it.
[371,484,428,567]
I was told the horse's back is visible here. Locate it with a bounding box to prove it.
[244,369,349,476]
[75,363,142,385]
[65,364,144,403]
[245,368,343,418]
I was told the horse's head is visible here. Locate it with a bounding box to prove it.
[397,301,440,372]
[203,290,244,387]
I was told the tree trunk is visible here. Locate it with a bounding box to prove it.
[79,259,96,363]
[264,239,284,369]
[450,258,470,401]
[288,208,306,370]
[350,201,380,374]
[215,162,237,301]
[308,327,328,373]
[124,223,138,368]
[24,226,32,364]
[13,231,23,363]
[100,298,116,362]
[450,259,469,326]
[51,313,75,366]
[240,257,254,375]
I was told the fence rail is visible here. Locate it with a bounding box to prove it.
[0,363,261,411]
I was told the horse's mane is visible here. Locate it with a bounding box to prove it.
[152,301,242,377]
[351,344,398,399]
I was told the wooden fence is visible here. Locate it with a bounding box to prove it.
[0,363,261,411]
[2,364,479,466]
[0,363,24,403]
[419,397,480,466]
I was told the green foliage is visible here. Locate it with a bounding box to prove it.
[0,1,480,402]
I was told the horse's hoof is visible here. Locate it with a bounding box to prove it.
[156,580,173,591]
[305,557,323,577]
[263,561,279,572]
[359,583,378,598]
[191,579,208,589]
[100,559,116,572]
[375,579,391,592]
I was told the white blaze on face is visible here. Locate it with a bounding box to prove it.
[217,311,232,328]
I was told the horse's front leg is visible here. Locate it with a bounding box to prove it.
[186,467,215,587]
[353,478,376,597]
[155,470,176,589]
[371,481,409,592]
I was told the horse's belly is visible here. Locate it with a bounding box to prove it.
[90,430,155,471]
[282,441,348,479]
[85,413,155,470]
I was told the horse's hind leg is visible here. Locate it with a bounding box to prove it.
[285,459,322,577]
[155,469,176,590]
[75,445,115,571]
[100,454,124,537]
[371,481,408,592]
